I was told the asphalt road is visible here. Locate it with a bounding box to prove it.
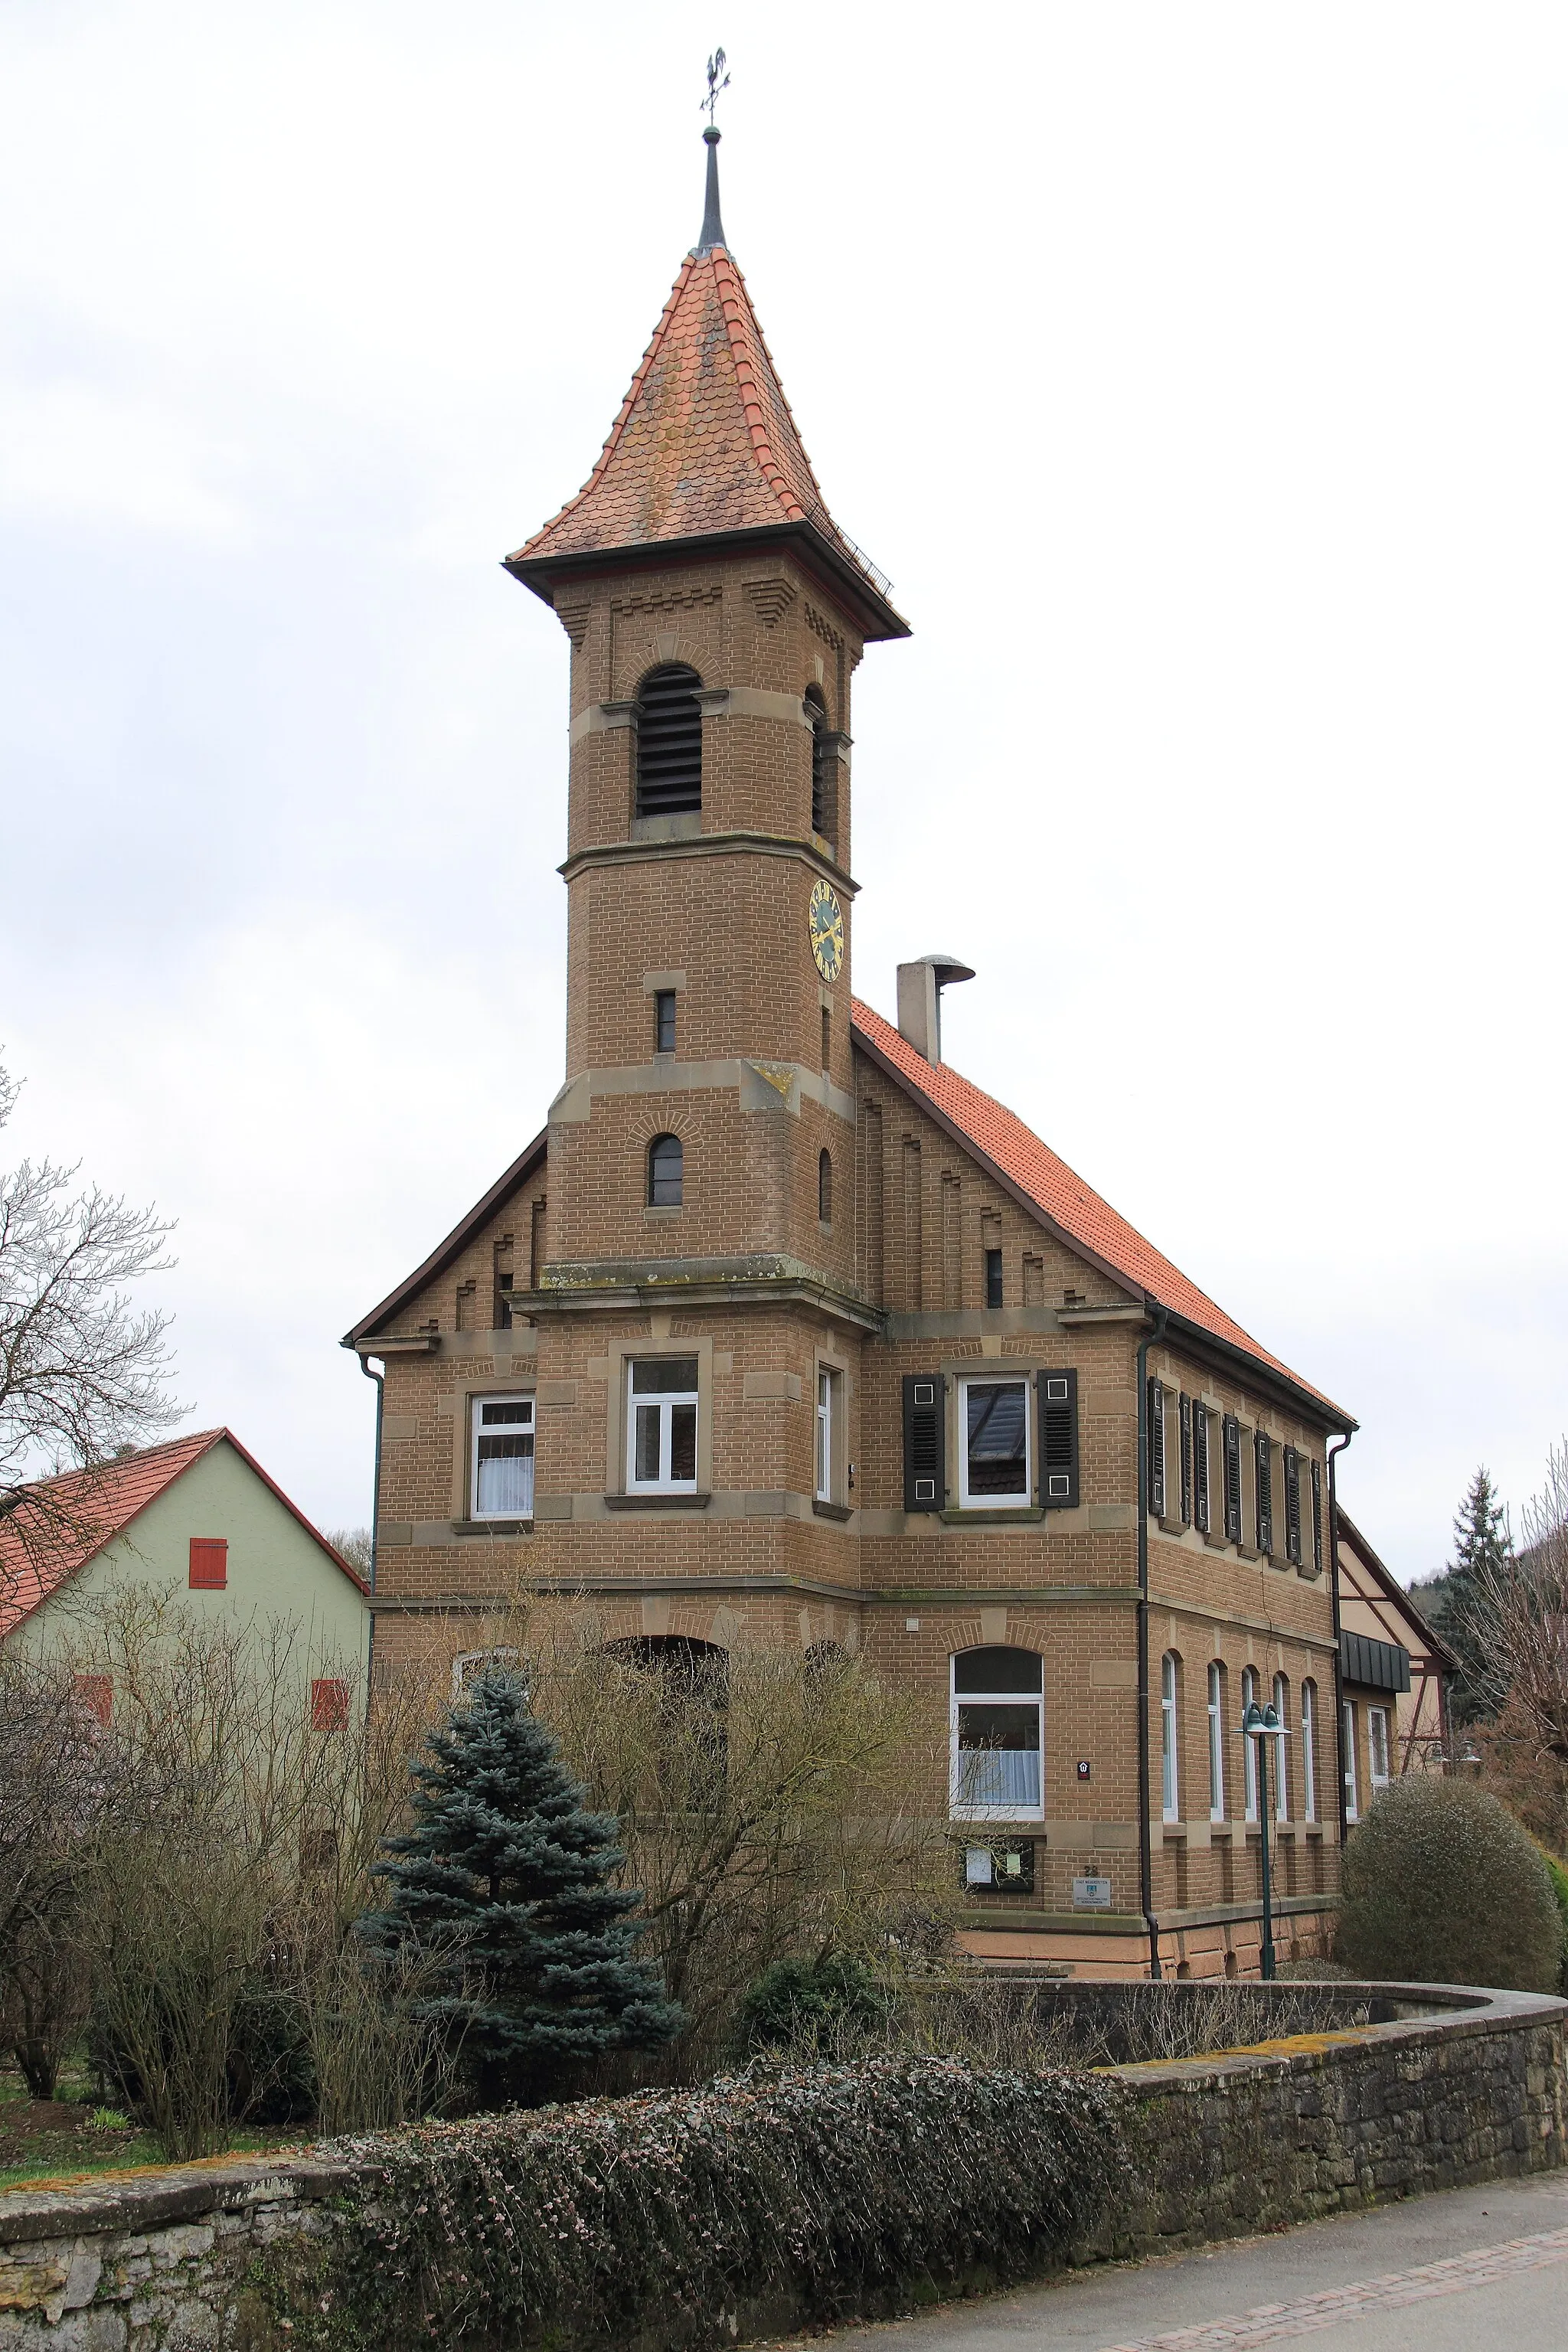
[763,2171,1568,2352]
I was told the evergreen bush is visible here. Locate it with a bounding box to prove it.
[1538,1849,1568,1994]
[735,1952,883,2051]
[1334,1775,1560,1991]
[268,2055,1125,2350]
[358,1668,682,2104]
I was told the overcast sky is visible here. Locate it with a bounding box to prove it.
[2,2,1564,1579]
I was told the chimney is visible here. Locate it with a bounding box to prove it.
[896,956,975,1064]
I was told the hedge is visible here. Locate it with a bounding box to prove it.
[267,2056,1127,2350]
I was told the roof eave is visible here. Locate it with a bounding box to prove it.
[1161,1309,1357,1439]
[504,519,911,645]
[342,1129,550,1350]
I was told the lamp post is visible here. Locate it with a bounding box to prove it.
[1241,1700,1289,1981]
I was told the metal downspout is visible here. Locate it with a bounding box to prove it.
[359,1353,385,1691]
[1137,1302,1171,1979]
[1328,1430,1354,1850]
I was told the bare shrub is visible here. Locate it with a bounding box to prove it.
[513,1613,961,2074]
[1468,1440,1568,1854]
[63,1590,457,2154]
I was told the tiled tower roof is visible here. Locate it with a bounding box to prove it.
[506,135,906,639]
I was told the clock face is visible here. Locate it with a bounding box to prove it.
[808,877,844,982]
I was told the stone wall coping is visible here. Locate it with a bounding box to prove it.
[1102,1981,1567,2098]
[0,2151,353,2247]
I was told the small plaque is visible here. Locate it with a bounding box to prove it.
[1073,1875,1113,1910]
[1076,1759,1092,1782]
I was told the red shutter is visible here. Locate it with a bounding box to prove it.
[74,1673,113,1726]
[311,1678,350,1732]
[188,1537,227,1589]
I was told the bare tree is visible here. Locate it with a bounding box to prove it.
[0,1056,180,1602]
[324,1526,373,1576]
[1471,1439,1568,1851]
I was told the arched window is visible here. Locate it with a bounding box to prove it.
[1272,1672,1291,1821]
[1207,1661,1227,1821]
[950,1647,1043,1821]
[805,682,833,840]
[647,1132,683,1207]
[604,1635,728,1787]
[1241,1665,1259,1821]
[818,1148,832,1225]
[1301,1678,1318,1823]
[635,664,702,818]
[1161,1652,1180,1821]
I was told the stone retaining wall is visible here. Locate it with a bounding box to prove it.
[0,1982,1562,2352]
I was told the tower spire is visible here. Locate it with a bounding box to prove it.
[697,126,727,254]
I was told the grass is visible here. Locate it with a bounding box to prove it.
[0,2060,305,2193]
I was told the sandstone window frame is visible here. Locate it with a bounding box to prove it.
[1272,1672,1291,1821]
[603,1334,715,1504]
[1241,1664,1259,1821]
[1207,1660,1227,1821]
[1302,1677,1318,1822]
[1161,1651,1181,1823]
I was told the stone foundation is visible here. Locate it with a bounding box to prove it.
[0,1983,1561,2352]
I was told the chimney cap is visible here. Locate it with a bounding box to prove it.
[895,955,975,1064]
[909,952,976,990]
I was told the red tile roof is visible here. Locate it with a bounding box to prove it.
[851,998,1348,1420]
[512,244,843,564]
[0,1428,366,1638]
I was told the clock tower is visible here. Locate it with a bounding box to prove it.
[506,126,906,1302]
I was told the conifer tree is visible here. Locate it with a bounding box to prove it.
[358,1669,682,2104]
[1425,1466,1512,1723]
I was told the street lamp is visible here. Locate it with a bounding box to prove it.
[1240,1700,1289,1981]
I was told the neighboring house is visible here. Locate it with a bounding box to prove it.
[1334,1508,1457,1823]
[0,1429,369,1719]
[345,129,1358,1979]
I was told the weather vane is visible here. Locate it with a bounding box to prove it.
[702,48,730,128]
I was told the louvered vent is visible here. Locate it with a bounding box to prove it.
[635,665,703,817]
[806,685,832,838]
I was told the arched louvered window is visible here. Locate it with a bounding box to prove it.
[636,665,702,818]
[647,1132,684,1207]
[818,1148,832,1225]
[805,683,832,840]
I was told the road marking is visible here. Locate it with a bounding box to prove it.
[1095,2223,1568,2350]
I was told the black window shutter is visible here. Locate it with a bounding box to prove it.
[1193,1400,1210,1534]
[903,1374,946,1511]
[1223,1415,1242,1544]
[1147,1378,1165,1516]
[1040,1370,1080,1509]
[1284,1446,1302,1565]
[1255,1429,1273,1555]
[1311,1457,1323,1574]
[1179,1394,1193,1525]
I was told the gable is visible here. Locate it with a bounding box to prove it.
[345,1131,548,1347]
[853,998,1351,1429]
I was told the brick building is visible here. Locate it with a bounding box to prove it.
[346,128,1357,1978]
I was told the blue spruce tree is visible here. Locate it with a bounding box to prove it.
[358,1668,682,2104]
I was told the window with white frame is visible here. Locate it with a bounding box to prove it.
[1241,1665,1259,1821]
[1161,1652,1179,1821]
[1272,1674,1290,1821]
[471,1395,535,1519]
[1302,1679,1318,1822]
[1207,1661,1226,1821]
[959,1377,1031,1507]
[950,1647,1044,1820]
[1367,1704,1391,1792]
[627,1357,699,1492]
[815,1367,841,1504]
[1342,1699,1360,1822]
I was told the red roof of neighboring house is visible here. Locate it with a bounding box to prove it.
[511,243,844,567]
[0,1428,366,1638]
[851,998,1348,1421]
